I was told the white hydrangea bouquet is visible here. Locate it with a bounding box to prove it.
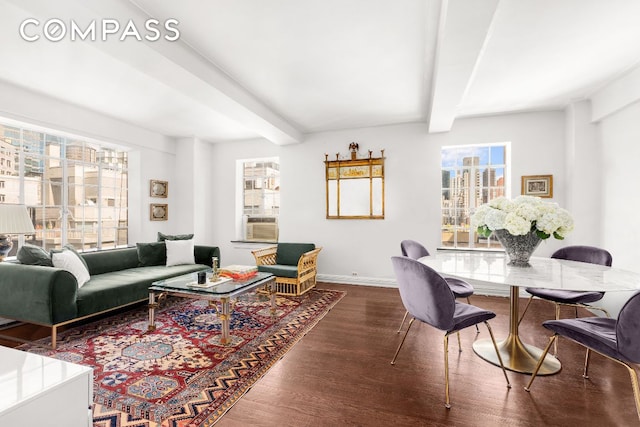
[471,195,574,240]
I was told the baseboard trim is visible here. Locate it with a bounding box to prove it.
[317,274,396,288]
[317,274,513,298]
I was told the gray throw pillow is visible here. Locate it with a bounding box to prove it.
[157,232,194,242]
[17,244,53,266]
[137,242,167,266]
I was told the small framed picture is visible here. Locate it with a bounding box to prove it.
[150,203,168,221]
[150,180,168,198]
[521,175,553,198]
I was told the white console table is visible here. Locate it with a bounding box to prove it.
[0,345,93,427]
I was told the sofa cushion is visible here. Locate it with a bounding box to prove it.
[17,244,53,266]
[166,239,195,266]
[157,232,194,242]
[137,242,166,266]
[258,264,299,278]
[52,248,90,288]
[76,264,207,317]
[275,243,315,266]
[81,247,140,276]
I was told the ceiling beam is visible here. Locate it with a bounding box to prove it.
[7,0,303,145]
[427,0,499,133]
[591,64,640,122]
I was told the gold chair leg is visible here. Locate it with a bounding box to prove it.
[553,304,561,356]
[518,295,535,326]
[598,306,611,318]
[562,302,611,319]
[396,310,409,334]
[457,331,462,352]
[484,322,511,388]
[444,333,451,409]
[525,334,557,392]
[391,317,415,365]
[583,348,591,379]
[584,304,611,318]
[467,297,480,333]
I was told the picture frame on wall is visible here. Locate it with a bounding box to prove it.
[150,180,168,198]
[150,203,168,221]
[521,175,553,198]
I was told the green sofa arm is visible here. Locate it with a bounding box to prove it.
[195,245,221,267]
[0,263,78,325]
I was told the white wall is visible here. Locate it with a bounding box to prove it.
[564,101,602,246]
[600,101,640,270]
[585,100,640,317]
[209,111,567,289]
[128,146,181,244]
[172,137,215,246]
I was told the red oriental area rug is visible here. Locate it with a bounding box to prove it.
[19,288,345,426]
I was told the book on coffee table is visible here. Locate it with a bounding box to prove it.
[219,265,258,280]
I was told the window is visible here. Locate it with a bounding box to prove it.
[441,143,508,249]
[239,157,279,242]
[0,121,128,255]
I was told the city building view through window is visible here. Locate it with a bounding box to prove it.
[242,158,280,242]
[441,143,508,249]
[0,121,128,255]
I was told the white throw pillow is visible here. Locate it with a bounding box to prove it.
[165,239,195,267]
[52,249,91,289]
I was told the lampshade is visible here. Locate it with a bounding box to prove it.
[0,204,35,235]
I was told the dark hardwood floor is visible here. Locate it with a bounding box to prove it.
[218,283,639,427]
[2,283,638,426]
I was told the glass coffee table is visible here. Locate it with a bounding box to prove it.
[148,270,275,345]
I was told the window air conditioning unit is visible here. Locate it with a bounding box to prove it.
[245,216,278,241]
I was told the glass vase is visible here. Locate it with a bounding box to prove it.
[494,229,542,267]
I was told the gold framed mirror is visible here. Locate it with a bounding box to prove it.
[324,147,385,219]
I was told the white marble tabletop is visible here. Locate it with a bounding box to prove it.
[419,250,640,293]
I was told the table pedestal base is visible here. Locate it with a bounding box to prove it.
[473,333,560,375]
[473,285,561,375]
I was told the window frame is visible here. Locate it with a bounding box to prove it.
[440,142,510,250]
[0,118,129,256]
[236,156,280,243]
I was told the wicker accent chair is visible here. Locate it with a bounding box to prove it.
[252,243,322,296]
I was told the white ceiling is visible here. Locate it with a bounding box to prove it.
[1,0,639,144]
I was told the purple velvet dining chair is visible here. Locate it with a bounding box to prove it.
[525,290,640,422]
[398,240,477,336]
[519,245,613,355]
[390,256,511,409]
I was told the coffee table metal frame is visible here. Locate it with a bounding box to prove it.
[148,270,276,345]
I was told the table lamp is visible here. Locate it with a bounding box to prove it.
[0,204,35,261]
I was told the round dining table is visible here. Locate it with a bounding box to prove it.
[419,250,640,375]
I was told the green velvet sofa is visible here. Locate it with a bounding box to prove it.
[0,244,219,348]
